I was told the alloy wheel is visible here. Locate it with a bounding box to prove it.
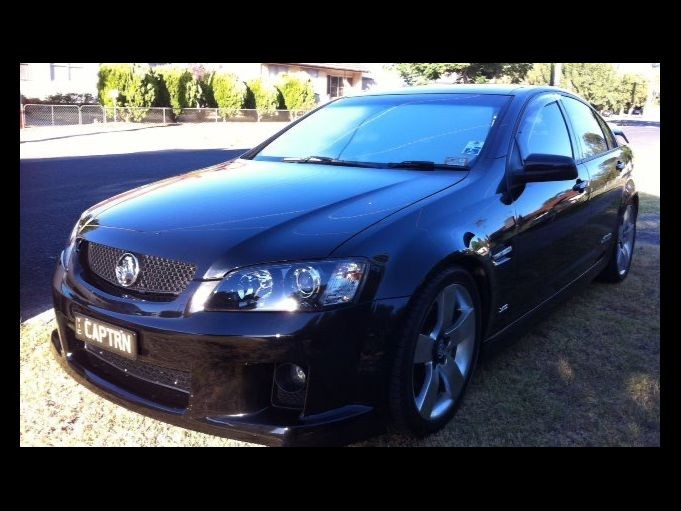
[617,204,636,275]
[412,283,476,421]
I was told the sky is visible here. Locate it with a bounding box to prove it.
[613,63,658,76]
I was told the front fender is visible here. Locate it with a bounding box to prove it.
[332,162,517,337]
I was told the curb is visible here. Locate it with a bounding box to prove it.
[21,308,55,327]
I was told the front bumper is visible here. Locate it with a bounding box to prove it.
[52,257,409,446]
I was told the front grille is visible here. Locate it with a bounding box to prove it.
[84,344,191,393]
[84,241,196,295]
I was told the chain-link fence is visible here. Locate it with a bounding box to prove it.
[21,104,311,127]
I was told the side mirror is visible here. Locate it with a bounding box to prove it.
[611,127,629,144]
[512,154,578,184]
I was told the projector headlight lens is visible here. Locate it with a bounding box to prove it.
[202,259,368,312]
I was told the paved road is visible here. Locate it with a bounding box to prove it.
[610,119,660,196]
[20,148,246,320]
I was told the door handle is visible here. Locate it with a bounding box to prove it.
[616,161,626,171]
[572,179,588,193]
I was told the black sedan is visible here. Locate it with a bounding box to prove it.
[51,85,637,446]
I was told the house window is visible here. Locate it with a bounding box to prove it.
[20,63,30,80]
[267,64,288,78]
[327,75,344,98]
[50,63,84,81]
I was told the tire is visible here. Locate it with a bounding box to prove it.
[598,202,637,283]
[388,265,482,436]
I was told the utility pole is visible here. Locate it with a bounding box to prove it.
[645,63,658,111]
[550,63,562,86]
[629,82,637,115]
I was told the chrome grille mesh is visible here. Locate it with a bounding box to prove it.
[85,241,196,295]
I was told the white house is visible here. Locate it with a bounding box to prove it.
[172,63,373,104]
[20,63,100,100]
[20,63,405,104]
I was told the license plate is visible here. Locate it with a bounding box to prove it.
[74,313,138,360]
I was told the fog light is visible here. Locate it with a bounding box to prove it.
[274,363,307,392]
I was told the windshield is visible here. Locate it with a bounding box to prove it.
[252,93,510,167]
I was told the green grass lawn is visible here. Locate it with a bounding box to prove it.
[361,243,660,446]
[638,192,660,215]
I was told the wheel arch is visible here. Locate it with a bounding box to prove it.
[412,252,495,341]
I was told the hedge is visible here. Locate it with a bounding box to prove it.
[246,78,282,120]
[212,72,247,119]
[277,74,316,111]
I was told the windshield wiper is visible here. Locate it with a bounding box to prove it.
[282,156,381,168]
[386,160,469,170]
[283,155,335,163]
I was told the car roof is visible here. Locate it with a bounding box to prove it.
[358,84,573,98]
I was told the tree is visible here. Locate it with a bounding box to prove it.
[525,63,553,85]
[616,74,648,114]
[561,63,620,111]
[392,63,532,85]
[212,72,247,119]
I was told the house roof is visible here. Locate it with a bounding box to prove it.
[285,63,369,73]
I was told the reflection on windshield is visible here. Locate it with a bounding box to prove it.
[253,93,509,167]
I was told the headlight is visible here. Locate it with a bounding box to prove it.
[61,214,91,269]
[67,213,93,244]
[202,259,368,312]
[68,220,81,244]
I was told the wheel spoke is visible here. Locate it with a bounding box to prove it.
[439,355,465,399]
[414,334,434,364]
[434,287,457,338]
[622,224,633,243]
[416,363,440,418]
[444,306,475,347]
[618,242,630,272]
[617,245,625,268]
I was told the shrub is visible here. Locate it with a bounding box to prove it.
[98,64,160,122]
[200,71,218,108]
[185,77,203,109]
[246,78,282,121]
[156,66,193,115]
[98,64,133,106]
[45,93,98,105]
[123,65,161,121]
[21,93,98,105]
[277,74,316,113]
[212,72,247,119]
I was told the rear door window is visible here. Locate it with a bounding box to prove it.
[561,97,609,159]
[594,113,618,149]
